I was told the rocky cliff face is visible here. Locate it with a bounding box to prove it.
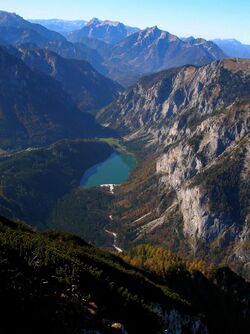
[99,59,250,278]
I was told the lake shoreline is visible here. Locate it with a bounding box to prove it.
[80,150,136,189]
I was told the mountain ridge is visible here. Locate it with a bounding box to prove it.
[8,45,122,112]
[0,46,114,149]
[67,17,139,45]
[213,38,250,59]
[102,26,227,86]
[98,58,250,279]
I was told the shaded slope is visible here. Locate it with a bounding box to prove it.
[11,46,122,112]
[0,47,114,149]
[1,216,249,334]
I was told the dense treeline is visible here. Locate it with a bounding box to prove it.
[0,139,113,229]
[0,216,189,334]
[0,217,249,334]
[48,187,113,246]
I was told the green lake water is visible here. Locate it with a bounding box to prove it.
[80,152,136,188]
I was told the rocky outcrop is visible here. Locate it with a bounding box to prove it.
[100,59,250,277]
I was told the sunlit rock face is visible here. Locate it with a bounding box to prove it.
[99,59,250,277]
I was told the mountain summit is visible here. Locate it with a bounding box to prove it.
[67,17,139,44]
[104,26,226,86]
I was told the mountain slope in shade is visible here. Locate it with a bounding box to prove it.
[67,17,139,45]
[98,59,250,279]
[0,47,114,149]
[104,26,226,86]
[0,11,105,73]
[29,19,86,33]
[1,216,250,334]
[0,10,65,45]
[9,46,122,112]
[213,38,250,58]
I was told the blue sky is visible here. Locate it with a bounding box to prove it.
[0,0,250,43]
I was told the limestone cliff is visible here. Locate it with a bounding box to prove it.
[98,59,250,278]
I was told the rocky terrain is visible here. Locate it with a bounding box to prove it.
[98,59,250,279]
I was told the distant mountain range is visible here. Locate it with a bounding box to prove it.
[0,11,229,87]
[66,20,227,86]
[0,11,105,73]
[67,17,139,44]
[29,19,86,33]
[212,38,250,58]
[103,26,226,86]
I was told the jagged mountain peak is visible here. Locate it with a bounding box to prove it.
[135,26,180,44]
[87,17,102,25]
[68,17,139,45]
[105,27,226,86]
[87,17,122,27]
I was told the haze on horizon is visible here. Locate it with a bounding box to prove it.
[0,0,249,44]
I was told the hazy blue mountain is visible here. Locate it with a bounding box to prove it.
[29,19,86,33]
[0,10,65,44]
[1,11,227,86]
[212,38,250,58]
[0,11,106,73]
[104,26,226,86]
[67,17,139,44]
[71,36,112,58]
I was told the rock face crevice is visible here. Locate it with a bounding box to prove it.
[100,59,250,278]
